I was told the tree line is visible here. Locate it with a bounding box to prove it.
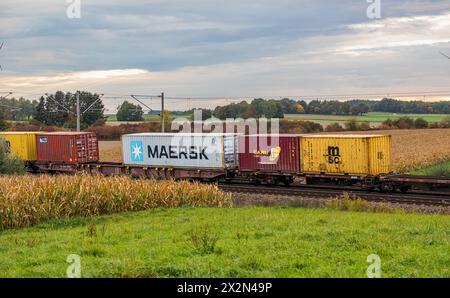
[212,98,304,120]
[0,91,106,130]
[0,97,37,121]
[1,93,449,128]
[347,98,450,114]
[0,93,170,130]
[205,98,450,120]
[34,91,105,129]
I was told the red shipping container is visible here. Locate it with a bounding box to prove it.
[238,134,301,173]
[36,132,99,163]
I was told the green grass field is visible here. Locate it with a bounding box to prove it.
[285,112,449,123]
[106,112,191,123]
[0,207,448,278]
[410,160,450,177]
[106,114,160,122]
[104,112,448,124]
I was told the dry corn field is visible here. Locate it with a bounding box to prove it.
[99,141,122,163]
[340,129,450,172]
[0,175,231,230]
[99,128,450,173]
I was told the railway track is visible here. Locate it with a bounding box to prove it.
[218,184,450,207]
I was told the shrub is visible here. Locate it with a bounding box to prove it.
[382,118,394,128]
[428,122,440,129]
[280,120,323,134]
[92,118,107,127]
[358,122,371,131]
[85,122,161,140]
[189,225,220,255]
[63,118,88,130]
[8,122,60,132]
[0,138,25,175]
[394,117,414,129]
[326,193,402,213]
[439,116,450,128]
[326,193,369,212]
[382,117,415,129]
[325,123,345,132]
[414,118,429,129]
[344,118,360,131]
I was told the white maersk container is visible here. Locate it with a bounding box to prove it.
[122,133,239,169]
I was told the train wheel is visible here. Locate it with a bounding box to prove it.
[266,177,277,185]
[249,177,260,185]
[399,186,411,193]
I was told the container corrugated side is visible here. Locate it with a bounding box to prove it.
[122,133,238,169]
[0,132,38,161]
[238,135,300,172]
[368,135,392,175]
[36,132,99,163]
[299,135,391,176]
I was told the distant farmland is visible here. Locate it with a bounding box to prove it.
[105,112,448,128]
[106,112,191,125]
[337,129,450,172]
[285,112,449,124]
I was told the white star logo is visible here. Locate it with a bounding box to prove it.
[132,144,142,159]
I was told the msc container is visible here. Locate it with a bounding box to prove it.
[239,134,301,173]
[122,133,238,169]
[299,134,392,176]
[0,131,39,161]
[36,132,99,163]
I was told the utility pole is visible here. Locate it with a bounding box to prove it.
[0,41,5,71]
[159,92,165,133]
[76,92,80,132]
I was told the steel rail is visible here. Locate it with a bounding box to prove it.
[218,184,450,206]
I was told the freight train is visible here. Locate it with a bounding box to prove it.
[0,131,448,192]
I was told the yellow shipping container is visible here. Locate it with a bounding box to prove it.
[300,134,391,176]
[0,132,39,161]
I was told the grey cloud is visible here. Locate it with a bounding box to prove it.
[1,0,450,109]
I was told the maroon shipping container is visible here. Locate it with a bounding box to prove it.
[36,132,99,163]
[238,134,301,173]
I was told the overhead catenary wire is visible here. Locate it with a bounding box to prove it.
[439,51,450,60]
[163,90,450,101]
[1,90,450,114]
[4,90,450,100]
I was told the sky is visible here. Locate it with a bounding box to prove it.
[1,0,450,111]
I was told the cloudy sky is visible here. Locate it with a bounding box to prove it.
[1,0,450,111]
